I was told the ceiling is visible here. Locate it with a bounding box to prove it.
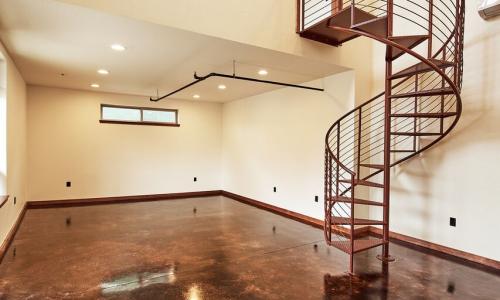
[0,0,347,102]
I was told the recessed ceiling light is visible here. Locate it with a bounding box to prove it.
[218,84,227,90]
[258,69,268,76]
[193,94,200,99]
[110,44,126,51]
[97,69,109,75]
[90,83,100,88]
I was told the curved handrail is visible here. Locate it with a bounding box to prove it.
[326,27,462,176]
[325,0,465,181]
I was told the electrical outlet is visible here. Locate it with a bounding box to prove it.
[315,196,319,202]
[66,181,71,187]
[13,197,16,205]
[273,187,277,193]
[449,217,456,227]
[447,282,455,294]
[194,177,197,182]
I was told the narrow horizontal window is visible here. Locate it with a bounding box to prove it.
[142,109,177,123]
[100,104,179,127]
[102,106,141,122]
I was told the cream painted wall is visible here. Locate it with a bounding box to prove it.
[222,71,357,220]
[369,8,500,261]
[0,41,27,246]
[55,0,374,107]
[27,86,222,201]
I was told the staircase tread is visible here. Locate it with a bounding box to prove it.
[352,16,388,38]
[390,87,454,98]
[331,216,385,226]
[360,163,384,170]
[389,34,429,40]
[391,132,441,136]
[390,59,455,80]
[339,179,384,188]
[329,196,384,206]
[331,5,378,26]
[390,150,415,153]
[387,35,429,60]
[330,239,386,254]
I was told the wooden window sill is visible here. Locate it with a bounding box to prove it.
[99,120,181,127]
[0,195,9,209]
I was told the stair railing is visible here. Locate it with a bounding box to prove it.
[301,0,466,266]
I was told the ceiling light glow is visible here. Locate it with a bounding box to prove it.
[97,69,109,75]
[110,44,126,51]
[218,84,227,90]
[258,69,268,76]
[193,94,200,99]
[90,83,100,88]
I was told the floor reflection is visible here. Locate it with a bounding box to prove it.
[324,265,389,300]
[100,265,177,296]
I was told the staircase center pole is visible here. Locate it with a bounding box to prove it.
[381,0,394,262]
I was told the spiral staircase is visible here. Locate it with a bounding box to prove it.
[297,0,465,274]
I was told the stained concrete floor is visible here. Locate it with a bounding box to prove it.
[0,196,499,299]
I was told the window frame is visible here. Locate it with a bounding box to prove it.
[99,104,180,127]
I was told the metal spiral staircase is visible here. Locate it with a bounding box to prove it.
[297,0,465,274]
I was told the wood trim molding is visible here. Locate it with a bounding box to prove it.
[99,120,181,127]
[368,226,500,272]
[28,190,222,209]
[0,203,27,263]
[221,191,369,239]
[0,195,9,209]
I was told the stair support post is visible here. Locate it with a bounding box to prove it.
[381,0,394,263]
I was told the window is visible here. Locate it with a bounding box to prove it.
[100,104,179,127]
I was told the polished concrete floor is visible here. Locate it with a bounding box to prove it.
[0,196,499,299]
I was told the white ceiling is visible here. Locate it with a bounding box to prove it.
[0,0,347,102]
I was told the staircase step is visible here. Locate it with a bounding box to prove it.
[329,196,384,206]
[391,132,441,136]
[389,87,454,99]
[387,35,429,61]
[330,5,379,27]
[331,216,385,226]
[339,179,384,188]
[352,16,388,38]
[360,163,384,170]
[322,5,381,44]
[300,6,358,47]
[330,239,386,254]
[389,59,455,80]
[390,112,457,118]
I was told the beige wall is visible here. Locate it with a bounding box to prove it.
[222,71,359,220]
[369,8,500,261]
[0,42,27,246]
[27,86,222,201]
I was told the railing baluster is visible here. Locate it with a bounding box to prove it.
[357,108,362,180]
[428,0,434,58]
[413,74,418,151]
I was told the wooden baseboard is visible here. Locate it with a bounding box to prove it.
[368,226,500,272]
[0,203,27,263]
[221,191,370,238]
[27,190,223,209]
